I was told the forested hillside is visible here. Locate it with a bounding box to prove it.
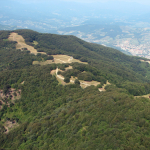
[1,29,150,149]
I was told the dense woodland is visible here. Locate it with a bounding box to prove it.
[1,29,150,149]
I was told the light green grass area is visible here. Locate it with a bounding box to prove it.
[8,32,46,55]
[135,94,150,99]
[32,60,54,65]
[140,61,150,79]
[3,39,9,41]
[33,41,38,45]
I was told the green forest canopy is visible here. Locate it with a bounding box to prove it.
[1,29,150,149]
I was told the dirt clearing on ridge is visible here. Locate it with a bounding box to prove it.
[8,32,46,55]
[50,67,101,88]
[33,55,88,65]
[98,81,111,92]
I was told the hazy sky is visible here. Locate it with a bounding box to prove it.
[1,0,150,30]
[12,0,150,3]
[62,0,150,3]
[7,0,150,15]
[18,0,150,5]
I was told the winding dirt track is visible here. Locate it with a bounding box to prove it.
[55,67,101,88]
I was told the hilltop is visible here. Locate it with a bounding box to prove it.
[1,29,150,149]
[57,24,150,58]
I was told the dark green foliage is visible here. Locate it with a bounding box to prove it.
[97,84,102,88]
[46,55,54,60]
[79,57,88,62]
[58,64,69,71]
[1,29,150,149]
[39,54,53,61]
[0,30,11,40]
[36,53,41,57]
[1,82,150,149]
[15,29,39,46]
[72,54,81,59]
[118,81,150,96]
[0,123,5,133]
[3,84,11,95]
[57,71,61,75]
[21,48,28,51]
[0,47,43,71]
[77,72,94,81]
[37,49,44,52]
[64,77,70,83]
[60,68,81,78]
[14,29,150,84]
[74,79,80,85]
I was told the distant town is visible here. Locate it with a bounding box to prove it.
[115,39,150,58]
[58,26,150,59]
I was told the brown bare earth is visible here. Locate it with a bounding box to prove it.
[0,88,21,109]
[21,81,25,84]
[135,94,150,99]
[80,80,100,89]
[8,32,46,55]
[65,65,73,70]
[51,67,101,88]
[50,66,73,76]
[8,32,88,65]
[52,55,87,64]
[140,59,150,64]
[0,88,21,133]
[98,81,111,92]
[4,120,19,134]
[0,100,5,110]
[8,32,108,91]
[50,70,56,75]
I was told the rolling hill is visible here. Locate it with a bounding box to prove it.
[1,29,150,149]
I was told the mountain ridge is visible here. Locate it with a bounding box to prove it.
[1,29,150,149]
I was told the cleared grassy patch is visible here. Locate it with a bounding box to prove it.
[33,60,54,65]
[52,55,88,64]
[98,81,111,92]
[65,65,73,70]
[80,80,100,89]
[51,67,101,89]
[140,59,150,64]
[135,94,150,99]
[33,55,88,65]
[8,32,46,55]
[8,33,88,66]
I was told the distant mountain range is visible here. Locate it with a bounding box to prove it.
[1,0,150,58]
[0,24,19,30]
[56,24,150,58]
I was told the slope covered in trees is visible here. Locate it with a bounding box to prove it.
[1,29,150,149]
[15,29,150,83]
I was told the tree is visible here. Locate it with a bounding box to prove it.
[74,79,80,85]
[64,77,70,83]
[3,84,11,95]
[46,55,54,60]
[57,71,61,75]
